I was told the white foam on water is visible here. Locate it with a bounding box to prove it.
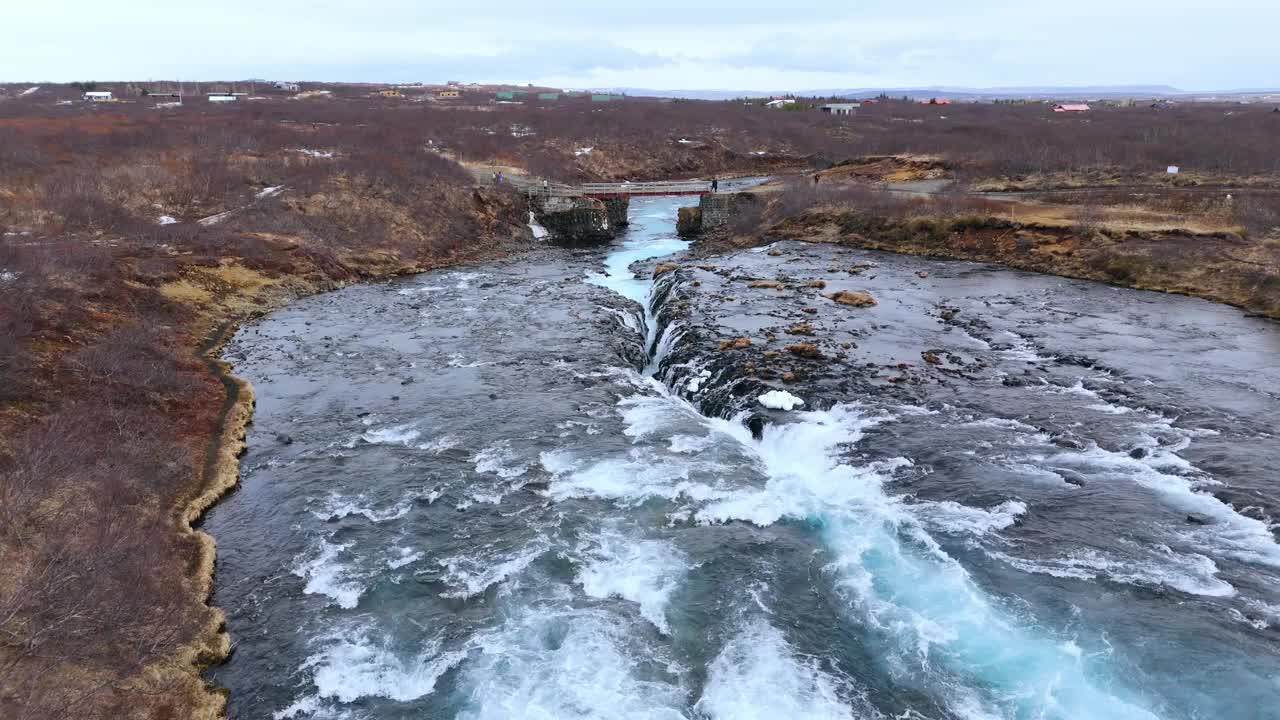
[621,393,685,439]
[645,321,686,376]
[1227,608,1270,631]
[541,449,727,507]
[1089,402,1133,415]
[601,304,643,334]
[1001,337,1047,362]
[272,694,354,720]
[556,419,603,437]
[669,433,713,453]
[1037,442,1280,568]
[685,403,1163,719]
[695,618,872,720]
[1053,379,1103,399]
[693,406,907,527]
[396,284,446,296]
[1236,598,1280,630]
[451,271,485,289]
[909,499,1028,538]
[757,390,806,411]
[469,490,507,505]
[456,604,687,720]
[683,367,712,394]
[387,546,424,570]
[448,353,496,368]
[416,434,461,453]
[292,538,366,609]
[1002,461,1074,487]
[300,625,467,705]
[576,528,687,634]
[990,545,1235,597]
[471,440,530,479]
[360,423,421,446]
[961,416,1045,438]
[311,492,412,523]
[437,540,549,599]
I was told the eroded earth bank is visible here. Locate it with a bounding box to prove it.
[207,196,1280,719]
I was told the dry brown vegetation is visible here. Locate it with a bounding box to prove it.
[2,83,1279,719]
[0,97,531,720]
[735,180,1280,316]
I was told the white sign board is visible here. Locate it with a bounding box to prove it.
[1167,165,1180,175]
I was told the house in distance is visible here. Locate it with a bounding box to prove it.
[820,102,861,115]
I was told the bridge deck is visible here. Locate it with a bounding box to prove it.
[577,180,713,198]
[488,173,713,198]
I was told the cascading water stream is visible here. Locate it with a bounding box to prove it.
[579,197,1166,719]
[585,223,687,377]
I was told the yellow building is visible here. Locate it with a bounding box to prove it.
[379,89,402,98]
[438,89,460,99]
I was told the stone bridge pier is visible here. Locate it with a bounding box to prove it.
[531,195,630,244]
[677,192,762,238]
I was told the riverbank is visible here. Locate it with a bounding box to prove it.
[0,177,531,719]
[183,236,542,718]
[701,202,1280,319]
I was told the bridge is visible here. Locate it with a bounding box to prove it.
[575,180,713,198]
[474,170,713,199]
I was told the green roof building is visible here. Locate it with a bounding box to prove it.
[591,93,615,102]
[537,92,559,101]
[495,90,515,100]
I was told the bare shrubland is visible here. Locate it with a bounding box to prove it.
[1,86,1278,718]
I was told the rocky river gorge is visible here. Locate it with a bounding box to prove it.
[205,194,1280,719]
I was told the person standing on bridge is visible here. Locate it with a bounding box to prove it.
[711,177,719,193]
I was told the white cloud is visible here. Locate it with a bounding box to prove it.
[3,0,1276,90]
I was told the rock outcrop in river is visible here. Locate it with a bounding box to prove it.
[531,195,630,244]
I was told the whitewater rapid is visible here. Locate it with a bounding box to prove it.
[208,194,1280,719]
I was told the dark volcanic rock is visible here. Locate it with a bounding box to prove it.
[677,206,703,238]
[533,196,618,244]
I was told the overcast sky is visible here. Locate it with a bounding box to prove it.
[6,1,1277,90]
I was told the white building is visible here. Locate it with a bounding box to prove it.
[83,91,113,102]
[820,103,861,115]
[208,93,237,103]
[273,81,300,91]
[765,98,796,108]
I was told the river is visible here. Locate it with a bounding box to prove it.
[206,194,1280,719]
